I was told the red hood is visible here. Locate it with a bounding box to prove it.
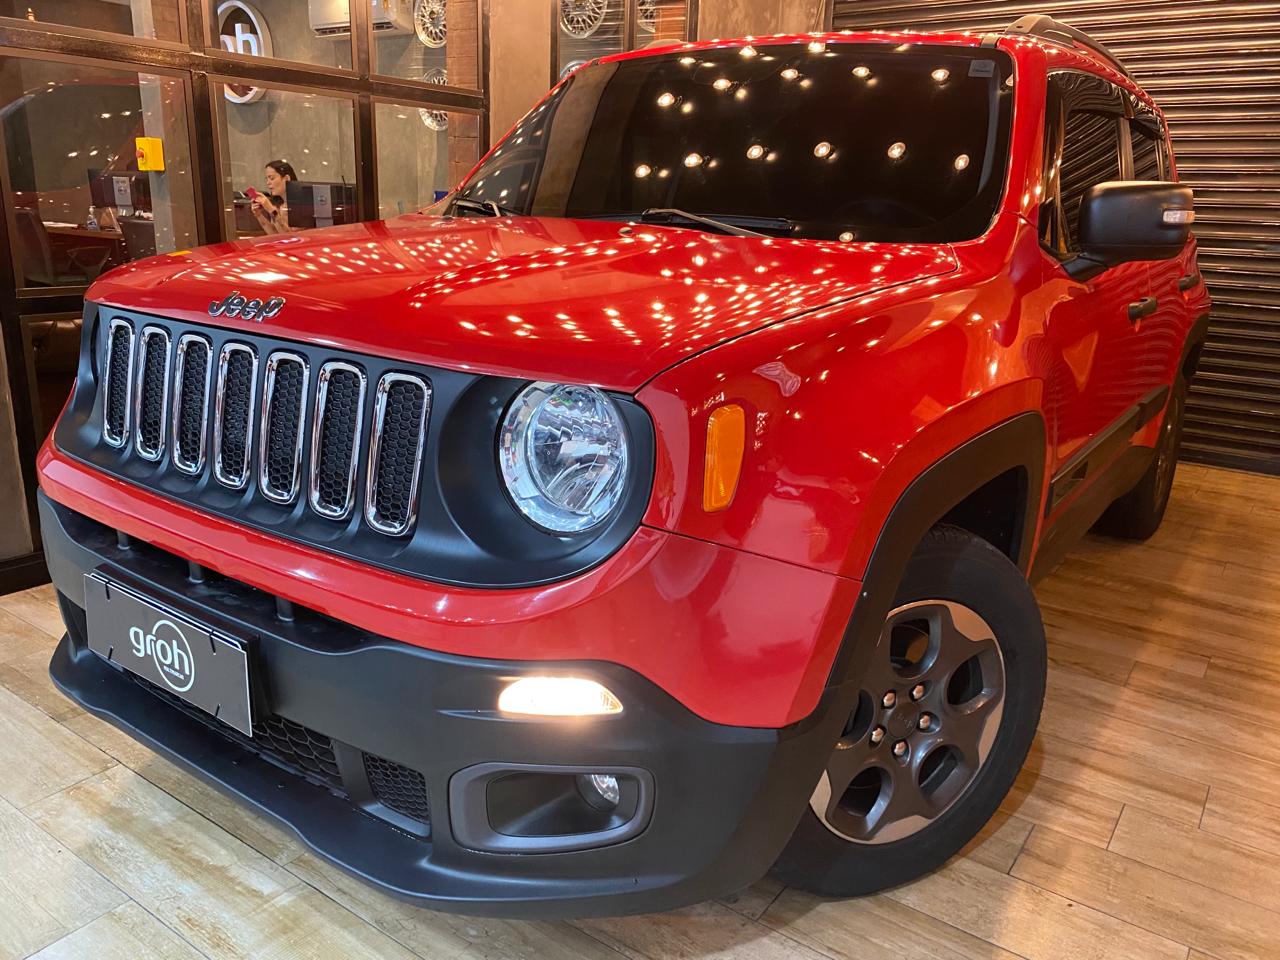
[86,215,958,392]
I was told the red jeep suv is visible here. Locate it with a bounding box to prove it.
[38,16,1209,916]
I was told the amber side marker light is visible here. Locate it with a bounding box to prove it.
[704,403,746,512]
[497,677,623,717]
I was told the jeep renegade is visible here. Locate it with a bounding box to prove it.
[37,15,1210,916]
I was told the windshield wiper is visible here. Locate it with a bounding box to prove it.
[449,196,521,218]
[637,208,769,238]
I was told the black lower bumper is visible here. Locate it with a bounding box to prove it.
[39,492,842,917]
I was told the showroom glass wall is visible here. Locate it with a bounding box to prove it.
[0,0,487,592]
[553,0,694,81]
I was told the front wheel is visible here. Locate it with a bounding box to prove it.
[772,526,1046,896]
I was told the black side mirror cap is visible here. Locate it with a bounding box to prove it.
[1077,180,1194,272]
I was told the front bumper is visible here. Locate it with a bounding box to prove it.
[40,493,848,917]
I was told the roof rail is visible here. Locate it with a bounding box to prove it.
[1001,14,1131,77]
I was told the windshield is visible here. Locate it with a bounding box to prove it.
[456,42,1014,242]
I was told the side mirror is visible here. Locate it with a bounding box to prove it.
[1066,181,1194,280]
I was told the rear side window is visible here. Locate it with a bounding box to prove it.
[1130,113,1163,180]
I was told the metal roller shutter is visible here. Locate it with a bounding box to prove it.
[833,0,1280,474]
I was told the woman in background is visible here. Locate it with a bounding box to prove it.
[250,159,297,234]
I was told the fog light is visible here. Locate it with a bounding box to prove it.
[578,773,621,810]
[497,677,623,717]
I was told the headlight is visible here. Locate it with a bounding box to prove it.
[498,382,630,534]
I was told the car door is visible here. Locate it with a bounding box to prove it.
[1039,72,1152,501]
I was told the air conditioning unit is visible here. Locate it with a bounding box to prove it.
[310,0,412,38]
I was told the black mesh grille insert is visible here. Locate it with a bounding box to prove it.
[261,355,307,501]
[253,715,343,789]
[136,330,169,457]
[364,753,431,826]
[174,338,210,471]
[104,321,133,444]
[368,376,429,534]
[216,347,255,486]
[128,673,345,794]
[312,365,364,517]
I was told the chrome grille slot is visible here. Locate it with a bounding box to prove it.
[309,361,366,520]
[258,352,310,504]
[364,373,431,536]
[102,318,135,448]
[171,334,212,475]
[213,343,258,489]
[133,326,171,461]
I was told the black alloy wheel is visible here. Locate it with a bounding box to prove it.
[810,599,1006,845]
[772,525,1046,896]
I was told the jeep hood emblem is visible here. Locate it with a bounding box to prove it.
[208,291,286,321]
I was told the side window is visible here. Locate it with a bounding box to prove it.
[1130,113,1163,181]
[1041,73,1124,256]
[1059,110,1122,249]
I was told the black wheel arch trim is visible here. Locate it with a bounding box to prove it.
[825,411,1046,691]
[1179,311,1211,383]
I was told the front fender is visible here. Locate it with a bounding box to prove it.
[638,264,1049,582]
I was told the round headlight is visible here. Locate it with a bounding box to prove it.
[499,382,630,534]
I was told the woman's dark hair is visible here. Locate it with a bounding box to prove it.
[265,159,297,181]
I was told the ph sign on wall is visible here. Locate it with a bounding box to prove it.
[217,0,273,104]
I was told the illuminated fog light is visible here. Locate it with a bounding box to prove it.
[932,67,950,83]
[656,91,676,107]
[635,163,652,178]
[579,773,621,809]
[713,77,732,91]
[953,153,970,171]
[498,677,623,717]
[887,141,906,160]
[781,67,799,80]
[746,144,766,159]
[814,141,833,158]
[852,65,871,79]
[684,152,704,167]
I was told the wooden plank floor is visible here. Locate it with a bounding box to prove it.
[1,461,1278,959]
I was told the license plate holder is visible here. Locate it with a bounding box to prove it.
[84,574,254,736]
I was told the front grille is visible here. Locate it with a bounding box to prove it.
[84,313,469,569]
[213,344,258,489]
[258,352,309,503]
[102,319,135,447]
[365,374,431,536]
[365,753,432,826]
[134,327,171,461]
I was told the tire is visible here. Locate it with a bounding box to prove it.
[1094,377,1187,541]
[771,526,1046,897]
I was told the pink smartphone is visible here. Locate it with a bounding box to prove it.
[244,186,260,200]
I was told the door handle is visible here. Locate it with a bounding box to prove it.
[1128,297,1158,323]
[1178,271,1201,292]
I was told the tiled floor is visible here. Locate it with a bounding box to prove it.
[2,461,1279,959]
